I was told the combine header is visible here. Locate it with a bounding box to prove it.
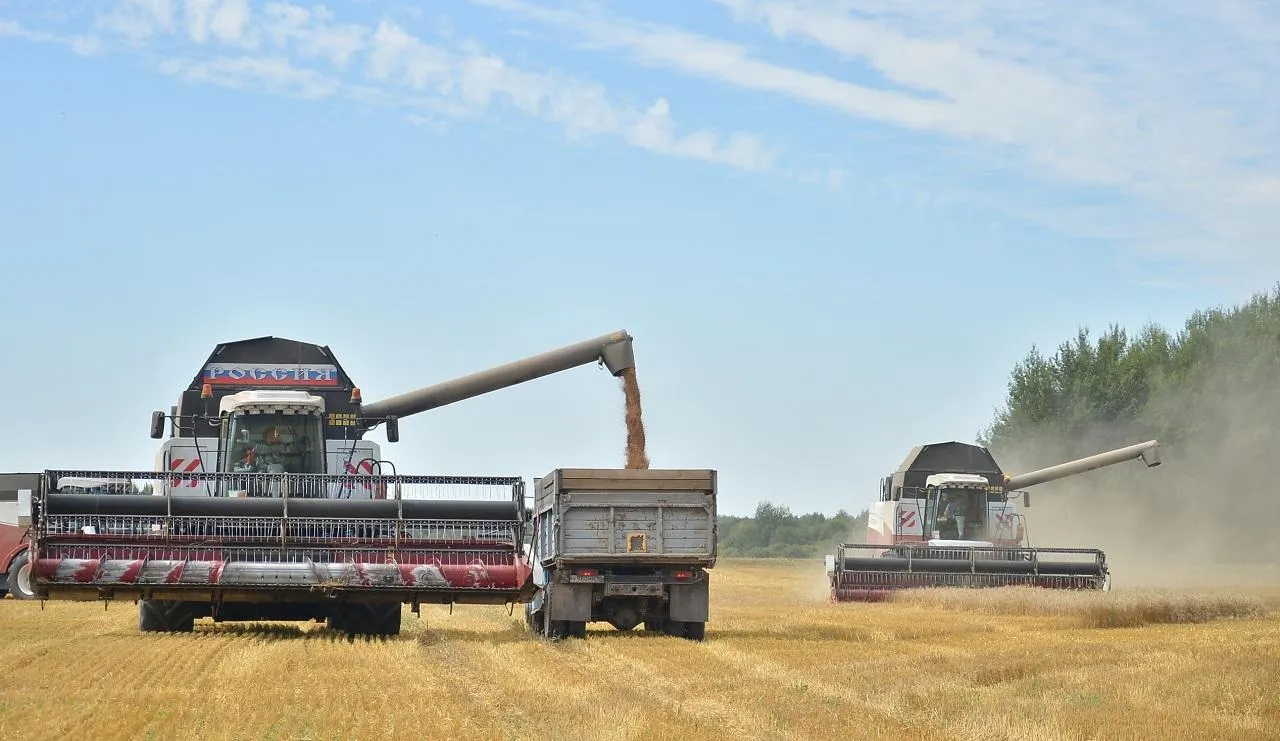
[27,330,637,636]
[826,439,1161,602]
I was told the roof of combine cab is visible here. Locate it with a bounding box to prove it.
[893,441,1005,489]
[188,335,356,392]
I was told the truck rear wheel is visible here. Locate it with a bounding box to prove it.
[139,600,196,632]
[5,550,35,600]
[662,619,706,641]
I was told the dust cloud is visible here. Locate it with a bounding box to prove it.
[989,354,1280,591]
[620,368,650,470]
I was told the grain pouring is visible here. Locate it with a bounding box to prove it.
[621,367,650,470]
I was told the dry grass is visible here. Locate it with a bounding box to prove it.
[2,558,1279,741]
[888,585,1270,628]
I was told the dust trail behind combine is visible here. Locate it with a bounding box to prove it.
[621,367,650,470]
[989,350,1280,592]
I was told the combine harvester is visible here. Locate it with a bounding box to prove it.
[826,439,1161,601]
[24,330,662,636]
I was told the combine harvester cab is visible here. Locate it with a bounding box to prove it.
[27,331,639,636]
[826,439,1161,602]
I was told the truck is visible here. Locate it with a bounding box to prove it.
[826,439,1161,601]
[1,473,39,600]
[25,330,642,635]
[3,473,145,600]
[524,468,717,641]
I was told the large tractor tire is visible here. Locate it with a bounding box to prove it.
[5,550,35,601]
[139,600,197,633]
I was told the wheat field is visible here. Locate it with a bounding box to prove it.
[2,558,1278,741]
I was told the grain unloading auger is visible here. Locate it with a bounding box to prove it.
[826,439,1161,602]
[28,331,636,636]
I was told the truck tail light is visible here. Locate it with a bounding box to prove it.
[576,568,598,577]
[673,570,691,581]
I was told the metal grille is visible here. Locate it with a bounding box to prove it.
[42,470,522,500]
[32,470,530,592]
[830,542,1109,598]
[41,515,520,547]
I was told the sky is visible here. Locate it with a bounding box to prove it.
[1,0,1278,517]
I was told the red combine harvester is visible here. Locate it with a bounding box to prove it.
[826,439,1161,602]
[26,331,636,635]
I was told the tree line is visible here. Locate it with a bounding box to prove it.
[717,502,868,558]
[977,282,1280,564]
[716,283,1280,563]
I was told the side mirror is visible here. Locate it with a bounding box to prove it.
[150,410,166,439]
[385,416,399,443]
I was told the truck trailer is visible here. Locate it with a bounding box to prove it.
[524,468,717,641]
[25,330,642,636]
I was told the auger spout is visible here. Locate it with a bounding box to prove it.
[360,330,635,421]
[1004,439,1161,490]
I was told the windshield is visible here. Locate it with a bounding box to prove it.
[226,412,324,474]
[928,486,984,540]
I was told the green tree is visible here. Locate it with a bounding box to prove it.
[981,282,1280,564]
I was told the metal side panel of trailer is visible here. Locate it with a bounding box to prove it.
[532,468,717,568]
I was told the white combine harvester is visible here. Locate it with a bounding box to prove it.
[826,439,1162,601]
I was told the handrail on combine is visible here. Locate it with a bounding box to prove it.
[35,469,528,554]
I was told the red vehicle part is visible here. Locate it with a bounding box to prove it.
[1,524,31,599]
[30,471,536,606]
[1,472,38,599]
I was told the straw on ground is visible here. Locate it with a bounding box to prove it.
[1,558,1278,741]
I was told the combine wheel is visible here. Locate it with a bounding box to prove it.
[139,600,196,633]
[5,550,35,601]
[643,618,665,633]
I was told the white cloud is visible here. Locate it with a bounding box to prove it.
[96,0,175,42]
[470,0,1280,270]
[208,0,250,44]
[160,55,340,99]
[8,0,1279,269]
[1,0,777,174]
[262,2,366,67]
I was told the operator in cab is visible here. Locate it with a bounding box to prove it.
[236,426,291,473]
[939,489,968,540]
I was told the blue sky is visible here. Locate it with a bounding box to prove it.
[2,0,1278,517]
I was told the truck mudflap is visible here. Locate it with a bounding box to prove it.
[828,543,1109,602]
[30,471,534,602]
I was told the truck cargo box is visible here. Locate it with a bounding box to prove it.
[532,468,717,568]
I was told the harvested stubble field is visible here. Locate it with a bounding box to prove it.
[2,558,1279,741]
